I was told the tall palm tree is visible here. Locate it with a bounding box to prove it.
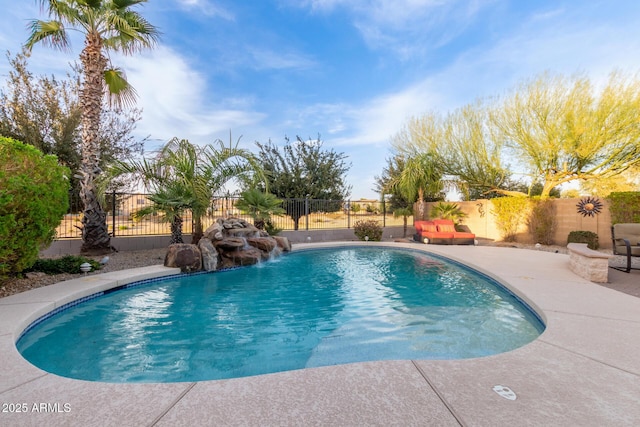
[26,0,159,253]
[106,137,265,245]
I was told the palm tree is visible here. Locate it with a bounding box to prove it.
[388,152,444,220]
[106,137,265,245]
[26,1,159,253]
[392,207,413,238]
[235,189,285,230]
[133,185,192,244]
[429,202,467,223]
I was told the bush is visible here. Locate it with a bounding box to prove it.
[353,219,382,241]
[264,219,282,236]
[607,192,640,224]
[567,231,599,250]
[528,199,557,245]
[0,137,70,278]
[27,256,101,275]
[490,197,531,242]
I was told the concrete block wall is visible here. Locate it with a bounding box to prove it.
[419,198,614,248]
[42,226,409,256]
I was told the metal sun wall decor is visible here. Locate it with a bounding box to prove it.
[576,196,603,217]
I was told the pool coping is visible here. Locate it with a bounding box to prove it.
[1,242,640,426]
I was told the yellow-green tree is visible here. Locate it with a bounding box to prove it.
[579,165,640,196]
[391,106,511,201]
[491,72,640,198]
[441,103,510,199]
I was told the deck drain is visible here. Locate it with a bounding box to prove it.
[493,385,517,401]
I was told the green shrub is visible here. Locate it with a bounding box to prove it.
[607,192,640,224]
[365,204,378,214]
[527,198,557,245]
[353,219,383,241]
[27,256,101,275]
[0,137,70,278]
[264,219,282,236]
[490,197,531,242]
[567,231,599,250]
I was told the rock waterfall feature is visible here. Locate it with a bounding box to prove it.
[164,218,291,272]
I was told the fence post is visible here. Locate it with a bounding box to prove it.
[347,199,351,228]
[305,196,309,231]
[111,191,117,237]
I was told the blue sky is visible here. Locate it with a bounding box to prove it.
[1,1,640,198]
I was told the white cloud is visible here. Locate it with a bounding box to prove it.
[293,0,491,58]
[175,0,235,20]
[118,46,266,147]
[247,48,317,70]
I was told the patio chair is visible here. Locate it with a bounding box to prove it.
[610,223,640,273]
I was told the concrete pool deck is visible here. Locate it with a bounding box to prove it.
[1,242,639,426]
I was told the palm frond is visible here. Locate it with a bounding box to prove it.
[103,67,138,109]
[25,20,70,51]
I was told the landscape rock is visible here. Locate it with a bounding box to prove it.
[203,222,224,241]
[198,238,219,271]
[220,246,262,268]
[164,243,202,272]
[213,237,246,250]
[246,237,277,253]
[274,236,292,252]
[168,217,288,272]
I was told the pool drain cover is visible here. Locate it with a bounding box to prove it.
[493,385,517,401]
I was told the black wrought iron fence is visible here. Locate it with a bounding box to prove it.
[54,192,412,239]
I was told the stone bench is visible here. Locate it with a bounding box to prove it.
[567,243,613,283]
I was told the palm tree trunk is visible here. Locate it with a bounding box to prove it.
[403,216,407,238]
[170,216,184,244]
[191,216,203,245]
[417,188,425,220]
[79,32,111,253]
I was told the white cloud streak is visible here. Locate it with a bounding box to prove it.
[118,46,266,147]
[175,0,235,20]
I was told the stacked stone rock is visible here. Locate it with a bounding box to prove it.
[164,217,291,272]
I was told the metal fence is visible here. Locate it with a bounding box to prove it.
[55,193,412,239]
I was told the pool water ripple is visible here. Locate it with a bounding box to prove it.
[17,247,544,383]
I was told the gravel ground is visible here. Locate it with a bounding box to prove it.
[1,241,636,299]
[0,248,167,299]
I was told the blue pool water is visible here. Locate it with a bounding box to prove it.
[17,247,544,383]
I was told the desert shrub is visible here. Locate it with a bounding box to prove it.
[567,230,599,250]
[353,219,383,241]
[490,197,531,242]
[607,192,640,224]
[27,256,101,275]
[0,137,70,278]
[365,204,379,214]
[527,199,557,245]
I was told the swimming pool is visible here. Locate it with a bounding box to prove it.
[17,247,544,383]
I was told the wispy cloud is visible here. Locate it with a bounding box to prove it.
[247,48,317,71]
[292,0,492,58]
[118,46,265,147]
[175,0,235,20]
